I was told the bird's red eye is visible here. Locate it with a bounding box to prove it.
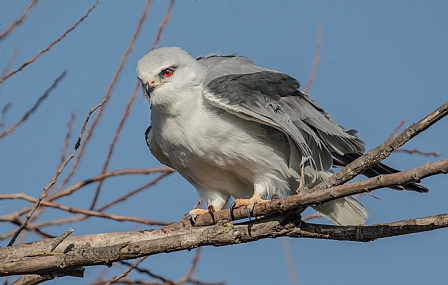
[162,68,174,78]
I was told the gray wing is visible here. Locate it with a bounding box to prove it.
[201,56,365,176]
[201,56,428,192]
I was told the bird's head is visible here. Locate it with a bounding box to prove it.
[136,47,206,107]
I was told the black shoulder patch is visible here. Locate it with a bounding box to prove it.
[144,126,151,148]
[206,71,301,104]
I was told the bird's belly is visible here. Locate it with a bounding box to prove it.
[154,112,294,198]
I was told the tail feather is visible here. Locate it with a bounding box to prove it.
[312,197,368,226]
[333,152,429,193]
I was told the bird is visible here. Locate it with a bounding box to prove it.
[136,47,428,226]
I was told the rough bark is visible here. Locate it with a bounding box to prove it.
[2,211,447,277]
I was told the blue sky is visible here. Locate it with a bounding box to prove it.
[2,2,447,284]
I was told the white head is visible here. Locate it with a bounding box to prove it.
[136,47,206,108]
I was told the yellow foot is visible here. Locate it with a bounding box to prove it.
[185,205,217,224]
[231,193,269,218]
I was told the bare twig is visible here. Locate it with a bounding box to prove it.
[0,167,173,229]
[52,167,173,201]
[280,238,299,285]
[0,71,66,139]
[177,248,201,284]
[10,274,54,285]
[106,256,148,285]
[58,112,76,170]
[151,0,175,51]
[386,120,406,140]
[0,0,38,39]
[0,172,173,238]
[301,212,323,222]
[0,103,13,128]
[0,193,170,226]
[386,120,440,157]
[0,1,98,84]
[312,101,448,191]
[1,50,19,77]
[60,0,152,191]
[119,260,172,284]
[395,148,441,157]
[48,228,74,252]
[97,171,173,212]
[7,98,106,247]
[304,24,322,94]
[90,80,140,210]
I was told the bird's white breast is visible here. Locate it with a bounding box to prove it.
[149,89,295,199]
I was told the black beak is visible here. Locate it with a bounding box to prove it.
[144,82,155,98]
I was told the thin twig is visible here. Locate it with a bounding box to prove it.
[280,238,299,285]
[0,167,173,228]
[304,24,322,94]
[119,260,172,284]
[52,167,174,201]
[395,148,441,157]
[106,256,148,285]
[90,81,140,210]
[59,112,76,170]
[25,112,77,231]
[0,71,66,139]
[151,0,175,51]
[0,1,98,84]
[7,98,106,247]
[48,228,74,252]
[386,120,406,140]
[0,172,173,237]
[97,171,173,212]
[312,101,448,191]
[0,0,38,39]
[0,193,170,226]
[385,120,440,157]
[301,212,323,222]
[59,0,152,191]
[0,103,13,129]
[1,50,19,77]
[177,248,201,284]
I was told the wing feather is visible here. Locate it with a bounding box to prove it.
[204,70,364,175]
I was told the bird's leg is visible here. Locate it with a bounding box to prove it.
[296,164,309,194]
[231,193,269,218]
[299,163,305,189]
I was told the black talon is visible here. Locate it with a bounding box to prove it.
[246,208,252,221]
[207,205,215,222]
[188,214,197,225]
[230,201,237,220]
[230,201,237,212]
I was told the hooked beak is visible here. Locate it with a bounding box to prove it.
[144,82,155,98]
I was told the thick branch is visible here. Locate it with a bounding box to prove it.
[1,212,447,277]
[191,158,448,226]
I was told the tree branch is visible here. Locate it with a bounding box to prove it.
[312,101,448,191]
[0,0,38,39]
[0,71,66,139]
[1,211,447,277]
[0,1,97,84]
[190,158,448,227]
[7,98,106,247]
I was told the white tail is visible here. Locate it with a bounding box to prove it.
[312,197,368,226]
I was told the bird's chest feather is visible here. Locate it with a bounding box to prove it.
[151,105,265,172]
